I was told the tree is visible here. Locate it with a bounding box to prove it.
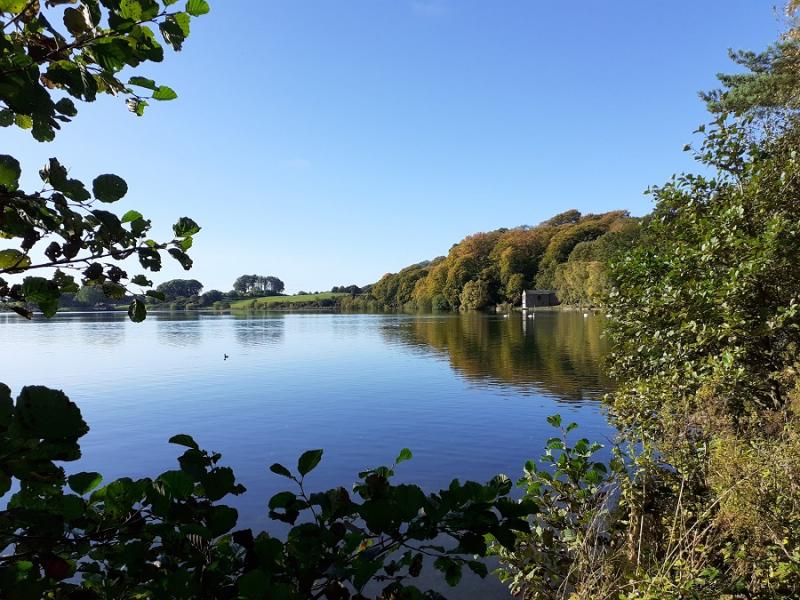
[0,0,208,322]
[608,117,800,433]
[200,289,224,305]
[459,279,491,310]
[232,274,285,295]
[74,284,107,306]
[156,278,203,300]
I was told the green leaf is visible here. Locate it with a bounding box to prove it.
[128,76,157,90]
[238,569,269,600]
[128,298,147,322]
[395,448,412,464]
[156,470,194,498]
[63,6,91,35]
[93,174,128,203]
[159,13,190,50]
[185,0,210,16]
[15,114,32,129]
[122,210,144,223]
[546,414,562,428]
[202,467,238,501]
[0,383,12,428]
[0,154,21,191]
[173,217,201,237]
[16,386,89,441]
[207,505,238,536]
[119,0,142,20]
[54,98,78,117]
[152,85,178,101]
[0,0,28,14]
[0,249,31,271]
[434,557,462,587]
[297,449,323,476]
[168,248,193,270]
[131,274,152,286]
[169,433,199,449]
[269,463,292,478]
[467,560,488,578]
[68,472,103,495]
[22,276,60,317]
[268,491,296,509]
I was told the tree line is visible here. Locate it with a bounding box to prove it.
[54,274,286,311]
[346,210,638,312]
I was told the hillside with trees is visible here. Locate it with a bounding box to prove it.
[354,210,638,311]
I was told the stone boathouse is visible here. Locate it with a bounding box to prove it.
[521,289,559,308]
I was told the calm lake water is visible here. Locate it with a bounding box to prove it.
[1,310,614,597]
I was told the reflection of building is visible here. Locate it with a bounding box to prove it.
[522,289,559,308]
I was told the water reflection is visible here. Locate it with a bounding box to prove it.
[383,311,610,401]
[232,314,285,347]
[155,313,204,348]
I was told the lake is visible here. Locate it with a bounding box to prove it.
[1,310,614,597]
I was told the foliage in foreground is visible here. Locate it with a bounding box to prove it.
[0,382,537,599]
[0,0,210,321]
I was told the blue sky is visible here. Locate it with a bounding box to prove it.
[8,1,785,293]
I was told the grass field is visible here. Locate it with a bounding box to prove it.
[230,293,346,310]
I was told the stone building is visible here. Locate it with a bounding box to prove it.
[521,289,559,308]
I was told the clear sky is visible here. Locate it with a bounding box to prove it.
[7,1,786,293]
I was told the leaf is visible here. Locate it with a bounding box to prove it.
[128,76,157,90]
[0,154,21,191]
[54,98,78,117]
[93,174,128,202]
[122,210,143,223]
[185,0,209,16]
[152,85,178,100]
[168,248,193,270]
[238,569,269,600]
[297,449,323,476]
[63,6,90,35]
[207,505,238,536]
[395,448,412,464]
[15,114,32,129]
[169,433,199,449]
[68,472,103,495]
[156,470,194,498]
[119,0,142,20]
[467,560,488,578]
[0,383,12,428]
[269,463,292,478]
[268,491,296,509]
[173,217,201,237]
[128,298,147,323]
[131,274,152,286]
[0,0,28,14]
[546,414,562,428]
[202,467,238,501]
[22,276,60,317]
[16,386,89,441]
[159,13,189,50]
[0,249,31,272]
